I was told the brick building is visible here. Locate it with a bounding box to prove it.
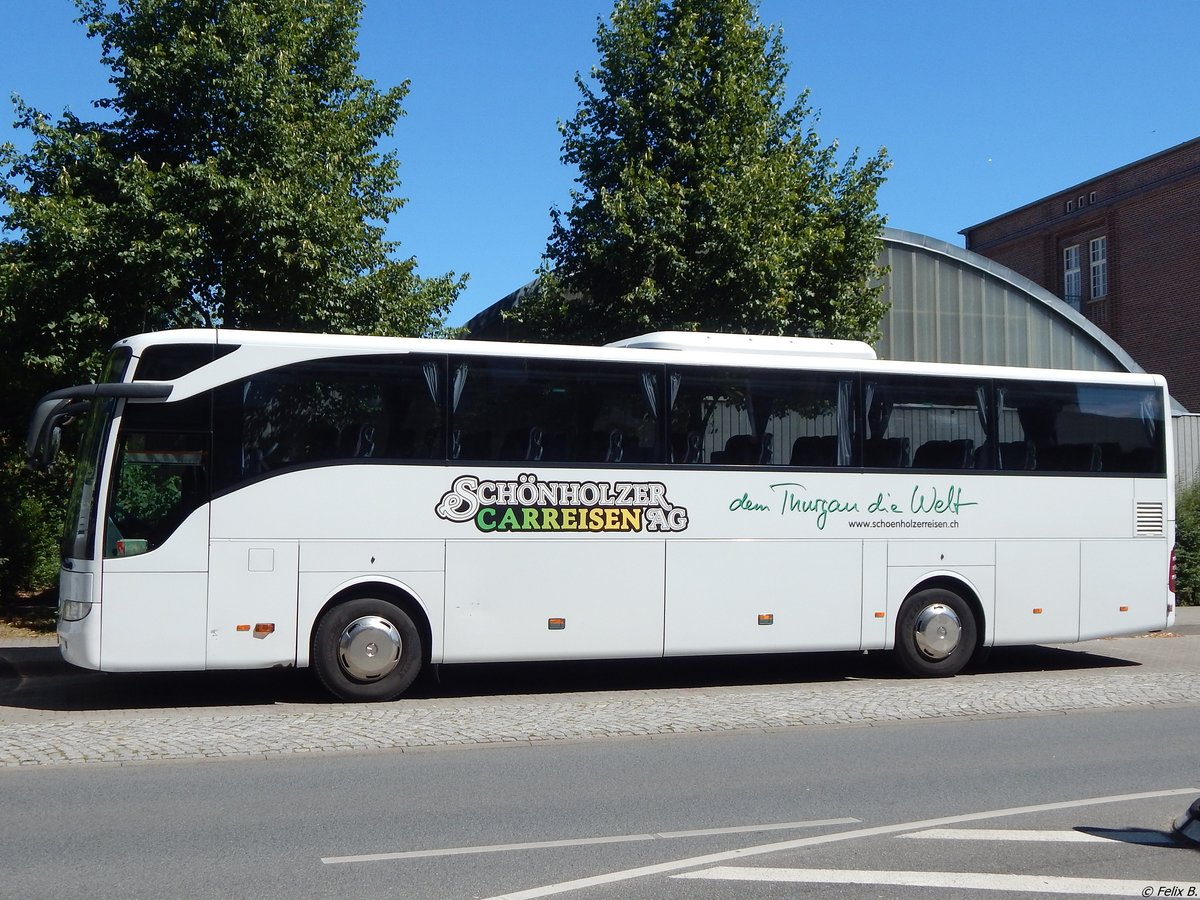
[961,137,1200,411]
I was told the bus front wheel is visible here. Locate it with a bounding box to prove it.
[313,597,422,701]
[894,588,977,678]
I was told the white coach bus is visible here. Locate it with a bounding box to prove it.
[27,329,1176,700]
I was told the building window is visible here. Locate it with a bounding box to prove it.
[1065,199,1074,213]
[1088,191,1097,204]
[1063,245,1081,310]
[1090,236,1108,299]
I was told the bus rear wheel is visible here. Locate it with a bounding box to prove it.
[894,588,977,678]
[313,597,422,701]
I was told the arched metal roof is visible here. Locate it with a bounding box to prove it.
[877,227,1143,375]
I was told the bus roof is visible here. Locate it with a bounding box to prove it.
[110,328,1168,394]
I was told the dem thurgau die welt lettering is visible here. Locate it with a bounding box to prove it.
[728,482,978,531]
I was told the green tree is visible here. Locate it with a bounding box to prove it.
[0,0,462,597]
[1175,480,1200,607]
[508,0,889,345]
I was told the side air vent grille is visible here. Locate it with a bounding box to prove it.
[1135,501,1165,536]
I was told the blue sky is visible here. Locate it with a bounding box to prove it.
[2,1,1198,327]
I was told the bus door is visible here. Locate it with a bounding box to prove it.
[100,423,212,670]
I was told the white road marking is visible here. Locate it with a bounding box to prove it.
[902,827,1177,845]
[480,787,1200,900]
[321,817,859,864]
[325,834,648,864]
[652,819,858,839]
[673,867,1200,896]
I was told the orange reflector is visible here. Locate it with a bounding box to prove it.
[1032,608,1043,615]
[874,611,886,618]
[758,614,774,626]
[548,617,566,630]
[253,623,275,635]
[1119,605,1129,612]
[236,624,251,632]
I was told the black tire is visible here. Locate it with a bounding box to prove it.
[312,596,423,701]
[894,587,977,678]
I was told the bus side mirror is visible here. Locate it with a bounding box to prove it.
[27,381,173,472]
[27,400,88,472]
[43,423,63,470]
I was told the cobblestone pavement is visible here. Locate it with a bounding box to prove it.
[2,613,1198,769]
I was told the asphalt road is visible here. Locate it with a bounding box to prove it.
[0,707,1197,899]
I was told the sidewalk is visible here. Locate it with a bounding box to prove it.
[1,610,1198,769]
[1169,604,1200,634]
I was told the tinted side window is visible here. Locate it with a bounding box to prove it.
[997,382,1165,475]
[449,358,661,464]
[121,393,212,433]
[105,431,209,557]
[133,343,238,381]
[669,367,853,467]
[212,355,445,491]
[105,391,213,558]
[863,376,989,470]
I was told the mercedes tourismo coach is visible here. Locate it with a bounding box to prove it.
[27,329,1176,700]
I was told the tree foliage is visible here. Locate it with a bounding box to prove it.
[1175,479,1200,607]
[0,0,462,596]
[508,0,889,345]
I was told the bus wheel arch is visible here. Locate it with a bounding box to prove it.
[894,576,984,678]
[311,584,430,702]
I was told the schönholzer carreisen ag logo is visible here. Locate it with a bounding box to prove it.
[434,473,689,533]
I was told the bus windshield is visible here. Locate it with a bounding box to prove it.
[61,349,132,561]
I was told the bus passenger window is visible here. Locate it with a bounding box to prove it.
[211,355,446,490]
[671,367,849,468]
[996,382,1165,475]
[449,357,660,464]
[864,377,988,471]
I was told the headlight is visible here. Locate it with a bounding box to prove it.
[60,599,92,622]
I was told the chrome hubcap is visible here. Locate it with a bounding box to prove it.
[337,615,402,681]
[913,603,962,660]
